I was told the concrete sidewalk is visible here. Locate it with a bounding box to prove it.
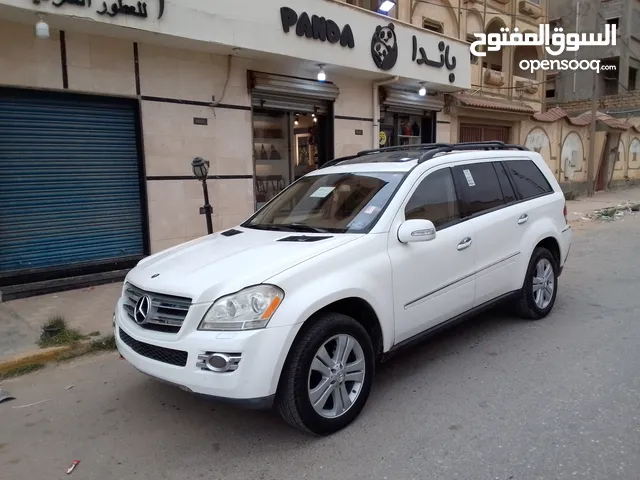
[0,282,120,361]
[2,185,640,367]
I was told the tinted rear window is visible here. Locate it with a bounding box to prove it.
[452,163,505,217]
[503,160,553,199]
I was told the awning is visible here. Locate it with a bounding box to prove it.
[452,94,536,115]
[534,107,634,131]
[381,87,444,116]
[249,71,340,114]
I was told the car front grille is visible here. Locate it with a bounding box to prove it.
[119,328,188,367]
[122,283,191,333]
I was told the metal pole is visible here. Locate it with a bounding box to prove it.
[586,0,600,197]
[201,179,213,234]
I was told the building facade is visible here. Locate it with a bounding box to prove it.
[547,0,640,103]
[404,0,549,144]
[0,0,470,288]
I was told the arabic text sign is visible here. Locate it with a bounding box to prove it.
[32,0,165,20]
[470,24,616,57]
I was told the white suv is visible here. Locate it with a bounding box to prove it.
[114,141,572,435]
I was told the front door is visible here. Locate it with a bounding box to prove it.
[387,166,476,344]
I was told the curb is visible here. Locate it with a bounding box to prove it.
[0,342,90,375]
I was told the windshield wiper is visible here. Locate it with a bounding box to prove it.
[245,223,329,233]
[278,223,329,233]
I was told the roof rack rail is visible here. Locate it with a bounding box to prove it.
[356,143,450,156]
[320,141,528,169]
[320,154,359,169]
[417,141,528,164]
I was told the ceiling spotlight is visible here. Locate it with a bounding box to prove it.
[313,117,317,123]
[378,1,397,13]
[35,14,49,40]
[294,114,299,125]
[317,65,326,82]
[418,83,427,96]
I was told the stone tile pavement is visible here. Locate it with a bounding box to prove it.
[1,186,639,362]
[0,282,121,359]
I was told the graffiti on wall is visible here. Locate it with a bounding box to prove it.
[629,138,640,169]
[561,132,584,180]
[616,139,625,170]
[524,127,550,155]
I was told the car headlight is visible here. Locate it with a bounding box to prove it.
[198,285,285,331]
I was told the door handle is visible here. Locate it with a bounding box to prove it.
[518,214,529,225]
[457,237,472,251]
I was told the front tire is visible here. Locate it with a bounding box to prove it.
[276,312,375,435]
[514,247,558,320]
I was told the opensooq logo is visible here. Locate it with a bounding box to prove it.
[469,23,616,57]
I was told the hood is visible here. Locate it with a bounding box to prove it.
[126,227,362,302]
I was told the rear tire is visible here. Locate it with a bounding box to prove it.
[276,312,375,435]
[514,247,558,320]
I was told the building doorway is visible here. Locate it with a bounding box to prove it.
[249,71,337,210]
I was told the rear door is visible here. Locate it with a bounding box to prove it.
[451,160,520,306]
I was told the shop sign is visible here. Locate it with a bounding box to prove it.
[412,36,457,83]
[280,6,355,49]
[32,0,165,19]
[370,23,398,71]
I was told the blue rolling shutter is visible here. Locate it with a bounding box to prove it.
[0,91,145,275]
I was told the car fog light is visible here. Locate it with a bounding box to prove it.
[196,352,241,372]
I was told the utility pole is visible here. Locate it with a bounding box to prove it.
[586,0,600,197]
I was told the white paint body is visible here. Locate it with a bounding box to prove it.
[115,151,572,401]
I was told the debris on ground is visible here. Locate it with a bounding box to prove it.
[11,399,50,409]
[0,389,15,404]
[66,460,80,474]
[64,385,74,391]
[585,203,640,222]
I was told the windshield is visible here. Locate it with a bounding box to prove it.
[243,172,406,234]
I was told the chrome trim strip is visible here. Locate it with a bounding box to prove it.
[404,252,521,309]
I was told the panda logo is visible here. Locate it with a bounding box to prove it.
[371,23,398,71]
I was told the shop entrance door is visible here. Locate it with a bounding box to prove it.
[249,71,338,210]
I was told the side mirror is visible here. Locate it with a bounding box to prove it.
[397,219,437,244]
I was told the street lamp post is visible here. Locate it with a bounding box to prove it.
[191,157,213,235]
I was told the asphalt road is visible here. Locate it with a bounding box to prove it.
[2,218,640,480]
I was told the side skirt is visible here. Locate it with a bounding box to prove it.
[380,290,520,363]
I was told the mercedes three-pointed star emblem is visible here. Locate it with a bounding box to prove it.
[134,295,152,325]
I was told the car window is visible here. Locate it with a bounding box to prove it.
[404,168,460,229]
[452,162,505,217]
[243,172,405,234]
[503,160,553,199]
[494,162,516,203]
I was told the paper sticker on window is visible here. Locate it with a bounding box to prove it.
[310,186,335,198]
[463,169,476,187]
[364,205,380,215]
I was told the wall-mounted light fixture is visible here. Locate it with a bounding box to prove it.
[294,114,300,125]
[378,1,397,14]
[317,64,326,82]
[35,14,49,40]
[418,83,427,97]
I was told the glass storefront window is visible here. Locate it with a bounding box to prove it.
[253,110,291,210]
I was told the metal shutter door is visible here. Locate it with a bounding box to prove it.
[0,91,145,275]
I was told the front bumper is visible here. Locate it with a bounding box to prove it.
[114,300,301,406]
